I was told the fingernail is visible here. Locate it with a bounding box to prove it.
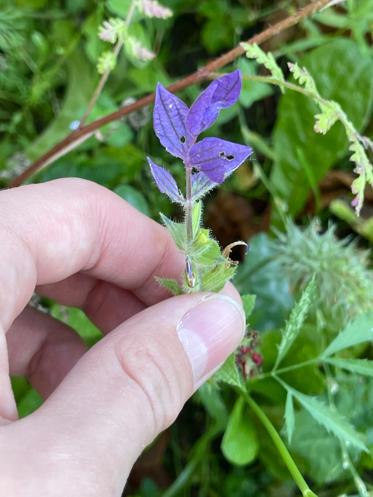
[177,295,245,385]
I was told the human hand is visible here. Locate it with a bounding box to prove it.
[0,178,245,496]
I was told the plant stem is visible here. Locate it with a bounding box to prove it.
[162,423,221,497]
[184,165,196,288]
[185,165,193,242]
[10,0,332,187]
[244,393,318,497]
[79,0,138,128]
[252,358,319,382]
[79,40,124,127]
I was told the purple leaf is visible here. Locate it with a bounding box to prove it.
[186,70,242,138]
[189,137,252,183]
[153,84,189,159]
[191,172,218,201]
[147,157,184,204]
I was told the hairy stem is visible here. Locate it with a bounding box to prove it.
[79,0,137,127]
[244,393,318,497]
[184,166,196,288]
[10,0,332,187]
[79,40,124,127]
[185,166,193,242]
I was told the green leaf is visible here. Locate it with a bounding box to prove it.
[289,387,367,452]
[192,229,222,265]
[271,39,373,217]
[197,384,228,428]
[274,276,316,369]
[290,409,346,484]
[290,373,373,484]
[284,392,295,444]
[242,294,256,323]
[241,42,284,83]
[234,233,293,331]
[213,354,244,390]
[155,277,182,296]
[159,213,185,250]
[12,376,43,418]
[201,264,236,293]
[221,397,258,466]
[106,0,132,17]
[192,201,202,239]
[325,358,373,377]
[51,305,102,347]
[237,58,273,108]
[114,184,149,215]
[323,311,373,358]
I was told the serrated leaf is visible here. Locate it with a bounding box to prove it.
[242,42,284,84]
[274,276,316,369]
[242,294,256,323]
[289,388,367,452]
[213,354,244,390]
[271,39,373,217]
[285,392,295,444]
[325,358,373,377]
[97,50,116,74]
[290,373,373,484]
[323,311,373,358]
[221,397,258,466]
[290,409,345,484]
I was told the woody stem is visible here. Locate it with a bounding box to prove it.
[10,0,332,187]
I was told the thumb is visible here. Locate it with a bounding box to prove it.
[29,290,245,492]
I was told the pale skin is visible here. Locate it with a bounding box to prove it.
[0,178,244,496]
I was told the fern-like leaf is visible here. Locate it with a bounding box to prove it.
[241,43,284,84]
[274,276,316,369]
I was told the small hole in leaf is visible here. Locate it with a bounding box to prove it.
[226,155,234,160]
[219,151,225,158]
[180,136,186,143]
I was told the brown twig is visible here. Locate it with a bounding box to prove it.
[10,0,331,187]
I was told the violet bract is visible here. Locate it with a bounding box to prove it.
[148,70,253,294]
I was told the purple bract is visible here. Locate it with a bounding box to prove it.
[149,70,252,202]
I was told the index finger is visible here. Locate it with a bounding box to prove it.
[0,178,184,330]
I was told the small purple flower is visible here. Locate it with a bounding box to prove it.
[148,70,252,200]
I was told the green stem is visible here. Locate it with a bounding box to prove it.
[185,165,193,243]
[244,393,318,497]
[163,424,221,497]
[79,0,137,127]
[252,358,319,382]
[184,165,196,288]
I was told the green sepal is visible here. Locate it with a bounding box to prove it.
[212,354,245,391]
[201,264,237,293]
[156,277,183,296]
[192,201,203,239]
[159,213,186,250]
[191,229,222,265]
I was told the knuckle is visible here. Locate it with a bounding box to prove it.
[116,334,184,434]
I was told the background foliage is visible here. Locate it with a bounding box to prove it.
[1,0,373,496]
